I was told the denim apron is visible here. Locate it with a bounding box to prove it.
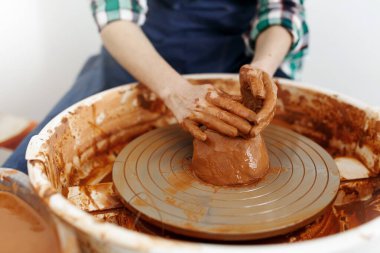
[4,0,287,173]
[103,0,258,86]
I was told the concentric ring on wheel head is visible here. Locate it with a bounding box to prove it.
[113,124,340,241]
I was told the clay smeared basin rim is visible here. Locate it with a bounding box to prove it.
[27,74,380,253]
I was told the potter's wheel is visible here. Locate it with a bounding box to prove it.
[113,124,340,240]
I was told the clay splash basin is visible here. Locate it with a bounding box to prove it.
[26,74,380,252]
[0,168,80,253]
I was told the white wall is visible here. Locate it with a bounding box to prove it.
[0,1,100,120]
[302,0,380,107]
[0,0,379,121]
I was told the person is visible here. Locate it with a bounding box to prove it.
[3,0,308,174]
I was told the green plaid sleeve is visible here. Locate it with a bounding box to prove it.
[250,0,309,79]
[91,0,148,31]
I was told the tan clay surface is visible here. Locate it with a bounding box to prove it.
[0,192,61,253]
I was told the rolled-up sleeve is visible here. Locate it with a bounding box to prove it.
[250,0,309,79]
[91,0,148,31]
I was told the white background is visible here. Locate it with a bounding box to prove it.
[0,0,379,121]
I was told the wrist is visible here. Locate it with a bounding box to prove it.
[159,77,190,101]
[250,59,277,77]
[161,81,193,123]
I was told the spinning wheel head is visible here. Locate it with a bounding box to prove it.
[113,124,340,241]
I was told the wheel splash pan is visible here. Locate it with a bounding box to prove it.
[26,74,380,253]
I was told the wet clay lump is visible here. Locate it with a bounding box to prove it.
[192,130,269,185]
[192,66,276,186]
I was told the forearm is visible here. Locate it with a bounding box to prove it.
[250,26,292,76]
[99,20,270,141]
[100,20,188,100]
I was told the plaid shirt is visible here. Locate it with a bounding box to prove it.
[91,0,308,79]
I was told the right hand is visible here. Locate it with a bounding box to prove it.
[162,80,256,141]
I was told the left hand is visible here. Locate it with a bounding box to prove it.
[239,64,278,137]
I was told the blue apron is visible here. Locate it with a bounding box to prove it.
[4,0,288,173]
[103,0,261,86]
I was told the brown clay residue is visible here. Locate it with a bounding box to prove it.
[165,168,195,195]
[358,117,380,175]
[0,169,18,178]
[136,84,170,114]
[272,82,380,177]
[283,176,380,242]
[91,208,141,231]
[164,196,206,223]
[61,117,68,124]
[275,84,367,156]
[67,182,123,212]
[182,205,206,223]
[132,197,149,207]
[38,84,175,194]
[0,169,19,189]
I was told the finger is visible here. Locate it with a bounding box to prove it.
[215,87,243,102]
[206,92,256,122]
[219,92,243,102]
[248,72,277,137]
[250,98,276,137]
[250,109,276,137]
[240,65,265,112]
[251,69,266,98]
[240,65,266,98]
[274,79,281,89]
[203,107,251,134]
[181,119,207,141]
[254,98,276,128]
[190,111,238,137]
[240,66,256,112]
[254,72,277,125]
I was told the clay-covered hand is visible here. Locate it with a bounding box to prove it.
[239,64,278,137]
[163,81,256,141]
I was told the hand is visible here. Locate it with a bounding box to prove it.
[239,64,278,137]
[162,80,256,141]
